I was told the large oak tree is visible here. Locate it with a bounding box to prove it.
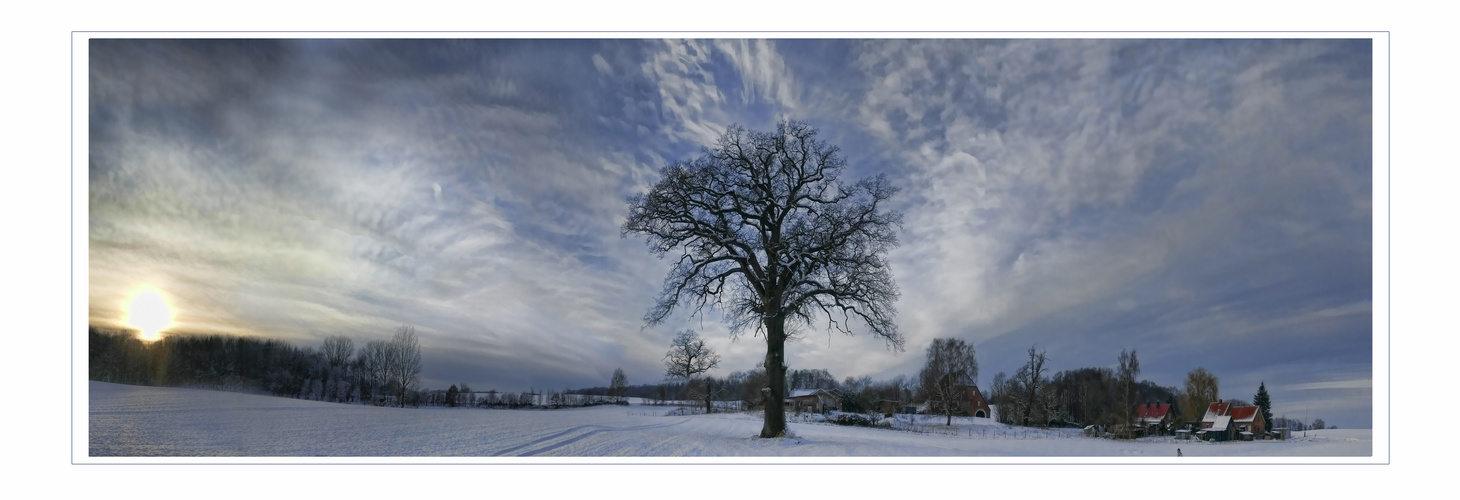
[624,121,904,437]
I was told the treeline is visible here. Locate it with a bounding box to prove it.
[987,347,1177,435]
[1272,417,1335,431]
[88,325,423,407]
[571,366,916,414]
[982,345,1339,436]
[421,386,622,409]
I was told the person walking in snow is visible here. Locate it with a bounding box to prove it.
[1177,448,1183,457]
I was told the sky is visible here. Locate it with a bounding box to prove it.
[85,37,1376,428]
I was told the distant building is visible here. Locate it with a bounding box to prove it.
[1135,403,1176,435]
[964,385,992,418]
[1199,401,1234,441]
[1198,401,1266,441]
[787,388,840,413]
[1229,405,1267,440]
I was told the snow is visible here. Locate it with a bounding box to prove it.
[83,381,1373,463]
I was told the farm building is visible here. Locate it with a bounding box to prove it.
[964,385,992,418]
[1199,401,1234,441]
[1135,403,1176,435]
[787,388,840,413]
[1229,405,1267,440]
[1198,401,1267,441]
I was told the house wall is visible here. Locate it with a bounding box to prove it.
[964,386,992,418]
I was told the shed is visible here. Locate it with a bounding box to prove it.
[787,388,840,413]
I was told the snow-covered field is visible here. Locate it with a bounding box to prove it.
[83,381,1372,462]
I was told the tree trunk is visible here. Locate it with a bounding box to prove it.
[761,318,788,438]
[704,378,713,414]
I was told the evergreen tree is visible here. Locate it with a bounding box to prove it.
[1253,381,1274,428]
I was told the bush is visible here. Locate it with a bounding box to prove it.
[830,413,890,428]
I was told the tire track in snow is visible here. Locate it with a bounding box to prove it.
[494,419,690,457]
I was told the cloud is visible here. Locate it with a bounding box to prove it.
[638,40,725,145]
[1286,379,1373,391]
[712,39,798,110]
[592,53,612,75]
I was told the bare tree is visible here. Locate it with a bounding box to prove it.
[356,340,390,404]
[1116,349,1140,438]
[664,330,721,412]
[918,338,978,426]
[319,335,355,402]
[1018,346,1049,427]
[386,326,422,408]
[624,121,904,437]
[609,368,629,404]
[321,335,355,368]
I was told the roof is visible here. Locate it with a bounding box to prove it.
[1229,406,1262,423]
[788,388,833,399]
[1136,403,1172,422]
[1202,402,1232,422]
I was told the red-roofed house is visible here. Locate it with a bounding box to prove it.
[1197,401,1266,441]
[1135,403,1176,435]
[1229,405,1267,440]
[1199,401,1234,441]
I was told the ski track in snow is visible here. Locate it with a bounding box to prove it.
[86,381,1372,458]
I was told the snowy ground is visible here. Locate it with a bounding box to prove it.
[83,381,1373,462]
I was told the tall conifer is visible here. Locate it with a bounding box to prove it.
[1253,381,1274,429]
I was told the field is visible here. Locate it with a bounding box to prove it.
[84,381,1371,461]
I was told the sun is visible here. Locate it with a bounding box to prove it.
[124,286,175,342]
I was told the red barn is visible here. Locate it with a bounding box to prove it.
[964,385,992,418]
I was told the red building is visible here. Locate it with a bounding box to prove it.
[1135,403,1176,435]
[964,385,992,418]
[1199,401,1267,441]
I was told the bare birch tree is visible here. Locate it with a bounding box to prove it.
[918,338,978,426]
[386,326,422,408]
[610,368,629,404]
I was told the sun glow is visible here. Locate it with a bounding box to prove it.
[124,286,175,342]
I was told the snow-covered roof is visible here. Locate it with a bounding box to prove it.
[1229,406,1262,423]
[1136,403,1172,424]
[1202,402,1232,423]
[788,388,832,399]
